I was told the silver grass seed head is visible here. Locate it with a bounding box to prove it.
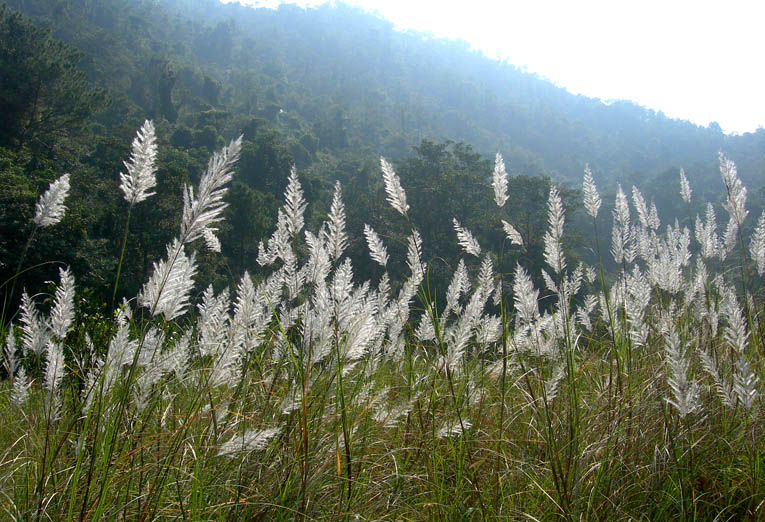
[664,330,701,418]
[582,165,601,219]
[543,186,566,275]
[3,330,17,375]
[12,367,30,406]
[20,291,50,356]
[34,173,70,228]
[283,165,308,239]
[50,266,75,340]
[364,224,389,267]
[380,156,409,216]
[453,218,481,257]
[632,186,650,229]
[679,168,692,204]
[614,184,630,227]
[445,259,469,317]
[323,181,348,262]
[138,239,198,321]
[492,152,508,208]
[719,152,748,226]
[218,427,281,457]
[749,211,765,276]
[502,220,524,247]
[180,136,241,247]
[120,120,158,205]
[733,355,759,409]
[513,263,539,325]
[406,229,425,281]
[44,340,65,394]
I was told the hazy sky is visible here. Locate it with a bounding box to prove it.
[223,0,764,134]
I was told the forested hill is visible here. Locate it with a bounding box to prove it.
[2,0,764,306]
[5,0,765,188]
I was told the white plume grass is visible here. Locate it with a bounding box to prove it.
[492,152,508,208]
[364,224,389,267]
[283,165,307,239]
[380,156,409,216]
[120,120,158,205]
[679,168,692,204]
[501,220,523,247]
[543,186,566,275]
[50,267,75,340]
[750,211,765,276]
[453,218,481,257]
[583,165,601,219]
[138,239,197,320]
[20,291,50,356]
[664,330,700,418]
[180,136,242,248]
[323,181,348,262]
[218,427,281,457]
[34,173,70,228]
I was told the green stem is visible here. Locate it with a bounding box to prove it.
[111,205,133,313]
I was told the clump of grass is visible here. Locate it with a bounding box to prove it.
[0,132,763,521]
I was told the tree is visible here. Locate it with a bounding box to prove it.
[221,181,278,277]
[0,5,104,151]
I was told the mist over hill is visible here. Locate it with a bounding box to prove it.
[2,0,763,301]
[8,0,765,187]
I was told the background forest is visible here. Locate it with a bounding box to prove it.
[2,0,764,308]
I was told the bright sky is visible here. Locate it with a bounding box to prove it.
[224,0,765,134]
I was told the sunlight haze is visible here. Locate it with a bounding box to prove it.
[224,0,765,134]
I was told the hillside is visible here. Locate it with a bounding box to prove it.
[2,0,764,302]
[7,0,765,187]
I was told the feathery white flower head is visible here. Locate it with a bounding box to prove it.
[364,224,389,267]
[502,220,524,247]
[492,152,508,207]
[218,427,281,457]
[611,184,633,264]
[20,291,50,356]
[453,218,481,257]
[513,263,539,325]
[138,239,198,320]
[120,120,158,205]
[750,211,765,276]
[202,228,221,253]
[283,165,307,239]
[679,168,692,204]
[3,330,17,376]
[664,330,700,418]
[50,267,75,340]
[44,340,65,394]
[733,355,759,409]
[407,229,425,280]
[543,186,566,274]
[380,156,409,216]
[323,181,347,262]
[632,186,650,229]
[582,165,601,219]
[720,152,747,226]
[180,136,242,247]
[34,173,70,227]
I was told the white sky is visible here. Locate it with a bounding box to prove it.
[224,0,765,134]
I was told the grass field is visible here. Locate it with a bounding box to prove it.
[1,126,762,520]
